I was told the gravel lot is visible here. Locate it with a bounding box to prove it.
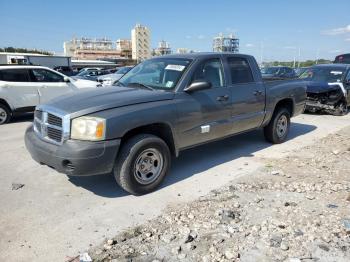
[0,113,349,262]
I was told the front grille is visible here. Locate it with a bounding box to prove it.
[47,126,63,142]
[47,113,62,127]
[34,110,64,144]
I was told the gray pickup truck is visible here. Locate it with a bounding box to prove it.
[25,53,306,195]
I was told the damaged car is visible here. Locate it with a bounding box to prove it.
[300,64,350,115]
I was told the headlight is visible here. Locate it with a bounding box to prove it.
[71,116,106,141]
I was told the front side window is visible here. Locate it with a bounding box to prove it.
[191,58,224,88]
[31,69,64,82]
[116,58,192,90]
[227,57,254,84]
[0,69,30,82]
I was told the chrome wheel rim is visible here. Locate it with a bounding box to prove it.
[276,115,288,138]
[134,148,164,185]
[0,108,7,124]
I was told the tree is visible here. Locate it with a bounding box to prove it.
[0,47,53,55]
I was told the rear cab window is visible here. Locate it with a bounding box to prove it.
[227,57,254,84]
[0,69,31,82]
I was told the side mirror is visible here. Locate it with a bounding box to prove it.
[184,81,211,93]
[64,77,70,83]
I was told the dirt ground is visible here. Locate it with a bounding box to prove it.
[85,126,350,262]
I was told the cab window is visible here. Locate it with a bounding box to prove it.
[227,57,254,84]
[31,69,64,82]
[191,58,224,88]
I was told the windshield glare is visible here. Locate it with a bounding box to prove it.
[115,58,192,90]
[299,67,345,82]
[262,67,280,75]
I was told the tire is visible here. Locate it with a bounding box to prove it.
[0,103,12,125]
[113,134,171,195]
[264,107,291,144]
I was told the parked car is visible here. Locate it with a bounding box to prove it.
[334,53,350,64]
[54,66,75,76]
[72,68,110,81]
[300,64,350,115]
[294,67,309,77]
[262,66,296,80]
[97,66,133,86]
[0,65,101,124]
[25,53,306,195]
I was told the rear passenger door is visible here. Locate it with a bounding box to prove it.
[0,68,39,109]
[225,57,266,134]
[30,68,74,103]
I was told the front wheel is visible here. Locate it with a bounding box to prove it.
[113,134,171,195]
[264,107,291,144]
[0,103,12,125]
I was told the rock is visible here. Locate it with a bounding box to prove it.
[342,219,350,232]
[346,194,350,202]
[270,235,282,247]
[11,183,25,190]
[178,253,187,259]
[318,244,330,252]
[280,241,289,251]
[160,234,176,243]
[106,239,114,245]
[271,170,280,176]
[103,244,112,250]
[224,250,237,259]
[326,204,338,208]
[95,249,103,255]
[79,253,92,262]
[185,231,198,243]
[172,246,181,255]
[305,195,315,200]
[332,150,339,155]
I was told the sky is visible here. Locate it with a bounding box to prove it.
[1,0,349,62]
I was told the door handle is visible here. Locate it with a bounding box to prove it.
[217,95,229,102]
[254,90,263,96]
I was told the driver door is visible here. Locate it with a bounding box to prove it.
[177,58,232,148]
[30,68,74,104]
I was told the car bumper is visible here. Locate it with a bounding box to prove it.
[25,125,120,176]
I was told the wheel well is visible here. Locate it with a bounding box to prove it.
[0,99,11,111]
[274,98,294,116]
[121,123,176,156]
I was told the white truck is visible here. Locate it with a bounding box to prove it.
[0,65,101,124]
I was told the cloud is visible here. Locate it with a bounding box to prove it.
[322,25,350,35]
[197,35,206,40]
[329,49,342,54]
[245,43,254,48]
[185,35,192,39]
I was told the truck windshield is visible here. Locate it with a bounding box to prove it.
[299,67,345,82]
[114,58,192,90]
[262,67,280,75]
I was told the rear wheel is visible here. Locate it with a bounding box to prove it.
[264,107,291,144]
[113,134,171,195]
[0,103,11,125]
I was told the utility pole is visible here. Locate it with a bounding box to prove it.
[260,41,264,67]
[315,49,320,65]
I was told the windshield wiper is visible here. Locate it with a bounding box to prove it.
[127,82,154,91]
[113,80,125,86]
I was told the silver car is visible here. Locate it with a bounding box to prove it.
[97,66,133,86]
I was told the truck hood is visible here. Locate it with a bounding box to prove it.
[306,81,342,94]
[45,86,175,118]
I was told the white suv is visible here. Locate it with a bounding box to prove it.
[0,65,101,124]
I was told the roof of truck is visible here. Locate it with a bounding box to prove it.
[153,52,253,60]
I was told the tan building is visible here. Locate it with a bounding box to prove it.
[131,24,151,62]
[63,37,132,60]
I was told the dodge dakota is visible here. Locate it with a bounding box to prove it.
[25,53,306,195]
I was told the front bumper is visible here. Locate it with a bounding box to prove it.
[25,125,120,176]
